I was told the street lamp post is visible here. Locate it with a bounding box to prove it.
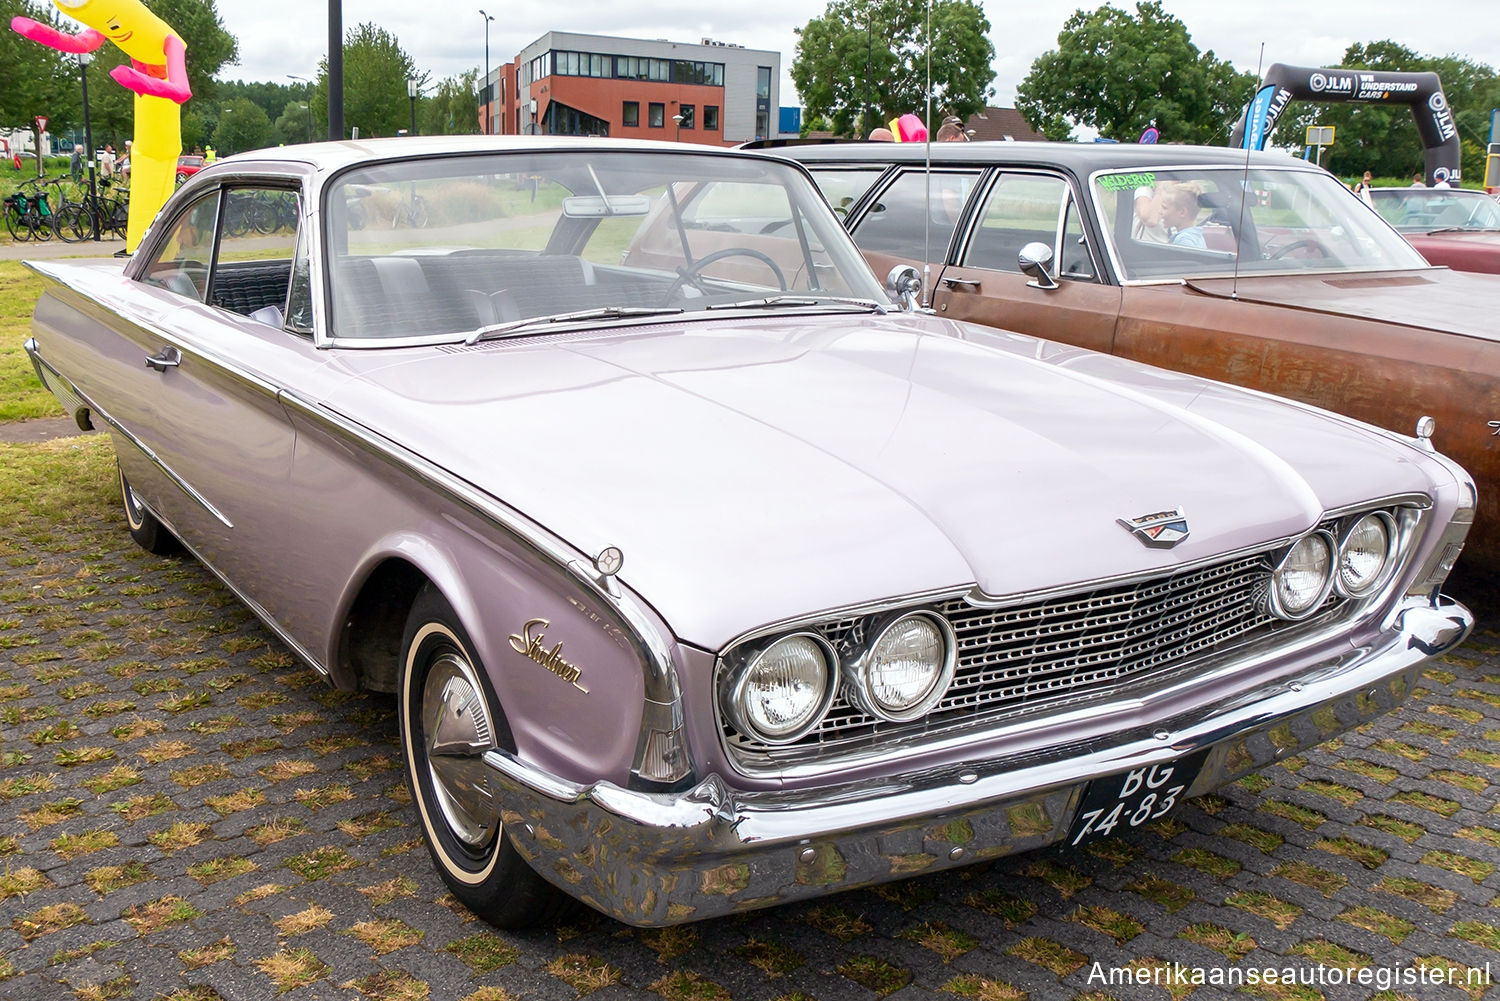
[288,74,312,143]
[78,52,99,242]
[478,9,494,134]
[672,113,683,143]
[407,79,418,136]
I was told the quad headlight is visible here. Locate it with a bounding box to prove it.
[845,612,957,721]
[724,633,838,744]
[1336,512,1397,598]
[1270,531,1336,620]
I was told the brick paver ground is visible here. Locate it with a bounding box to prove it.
[3,435,1498,1001]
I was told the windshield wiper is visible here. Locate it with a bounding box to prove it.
[466,306,684,344]
[704,294,887,313]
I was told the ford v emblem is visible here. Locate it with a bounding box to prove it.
[1119,507,1190,549]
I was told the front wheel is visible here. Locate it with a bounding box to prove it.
[399,585,575,929]
[118,463,179,555]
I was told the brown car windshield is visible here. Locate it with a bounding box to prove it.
[324,150,885,341]
[1093,167,1429,282]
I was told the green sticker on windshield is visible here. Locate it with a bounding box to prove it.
[1098,172,1156,191]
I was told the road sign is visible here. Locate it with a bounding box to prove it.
[35,116,47,133]
[1305,125,1335,146]
[1486,142,1500,189]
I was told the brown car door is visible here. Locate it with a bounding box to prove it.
[929,171,1121,356]
[845,166,983,298]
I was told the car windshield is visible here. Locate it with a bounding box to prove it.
[1092,166,1429,282]
[1369,188,1500,232]
[324,149,885,341]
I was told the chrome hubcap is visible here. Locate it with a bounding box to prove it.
[120,469,144,529]
[421,651,499,849]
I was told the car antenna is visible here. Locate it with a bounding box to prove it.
[1231,44,1266,302]
[922,0,933,306]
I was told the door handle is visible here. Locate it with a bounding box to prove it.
[144,347,181,372]
[942,277,981,290]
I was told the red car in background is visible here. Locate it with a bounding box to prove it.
[1370,186,1500,274]
[174,154,205,186]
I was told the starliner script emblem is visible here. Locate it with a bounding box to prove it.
[1118,507,1190,549]
[509,618,589,693]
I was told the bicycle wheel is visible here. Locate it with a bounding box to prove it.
[6,205,32,242]
[251,197,279,234]
[31,206,54,241]
[107,199,129,240]
[57,204,88,243]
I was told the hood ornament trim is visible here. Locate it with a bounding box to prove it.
[1118,507,1191,549]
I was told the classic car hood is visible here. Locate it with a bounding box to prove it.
[318,314,1441,648]
[1184,268,1500,342]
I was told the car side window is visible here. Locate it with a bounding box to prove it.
[1059,197,1096,280]
[139,193,220,301]
[962,173,1079,277]
[210,187,301,328]
[807,167,885,221]
[851,169,981,261]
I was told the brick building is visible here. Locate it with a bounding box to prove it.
[481,32,787,145]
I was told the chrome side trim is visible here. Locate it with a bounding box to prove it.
[25,349,233,530]
[276,392,683,773]
[140,496,329,679]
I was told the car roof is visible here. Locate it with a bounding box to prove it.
[205,134,779,177]
[770,139,1315,175]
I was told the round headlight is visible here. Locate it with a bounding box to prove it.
[728,633,836,744]
[850,613,956,722]
[1271,531,1335,619]
[1337,512,1395,597]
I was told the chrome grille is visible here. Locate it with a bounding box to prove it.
[723,546,1342,765]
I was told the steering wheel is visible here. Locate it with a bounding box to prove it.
[1267,238,1330,260]
[666,247,788,301]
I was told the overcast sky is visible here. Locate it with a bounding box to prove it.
[214,0,1499,114]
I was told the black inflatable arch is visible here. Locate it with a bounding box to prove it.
[1230,63,1461,185]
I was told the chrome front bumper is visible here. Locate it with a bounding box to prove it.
[485,595,1472,926]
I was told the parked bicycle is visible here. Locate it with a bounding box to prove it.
[4,178,58,242]
[56,176,128,243]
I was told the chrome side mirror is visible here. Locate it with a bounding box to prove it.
[1018,242,1059,290]
[887,264,923,312]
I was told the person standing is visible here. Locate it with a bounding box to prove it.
[99,143,116,180]
[69,145,82,180]
[1353,170,1374,206]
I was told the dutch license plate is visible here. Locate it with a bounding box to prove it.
[1066,750,1210,848]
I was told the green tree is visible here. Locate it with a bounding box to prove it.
[1016,1,1255,143]
[211,95,271,154]
[792,0,995,139]
[0,0,81,167]
[274,99,314,145]
[311,23,425,139]
[1270,42,1498,182]
[419,69,480,136]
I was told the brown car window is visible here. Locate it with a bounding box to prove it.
[962,173,1071,274]
[807,167,885,221]
[138,193,220,302]
[851,169,980,262]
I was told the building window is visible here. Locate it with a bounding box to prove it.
[679,104,694,129]
[545,100,610,137]
[704,105,719,131]
[755,66,772,140]
[648,103,664,128]
[622,101,639,127]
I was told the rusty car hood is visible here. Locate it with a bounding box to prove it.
[1183,268,1500,342]
[318,313,1446,648]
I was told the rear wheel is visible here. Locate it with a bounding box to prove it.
[118,463,179,555]
[6,206,32,242]
[399,585,575,929]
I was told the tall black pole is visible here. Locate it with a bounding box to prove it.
[480,10,493,135]
[79,54,98,242]
[327,0,343,140]
[864,20,871,138]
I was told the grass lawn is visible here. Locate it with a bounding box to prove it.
[0,434,114,527]
[0,260,65,422]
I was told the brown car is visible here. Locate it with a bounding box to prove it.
[1369,186,1500,275]
[771,141,1500,575]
